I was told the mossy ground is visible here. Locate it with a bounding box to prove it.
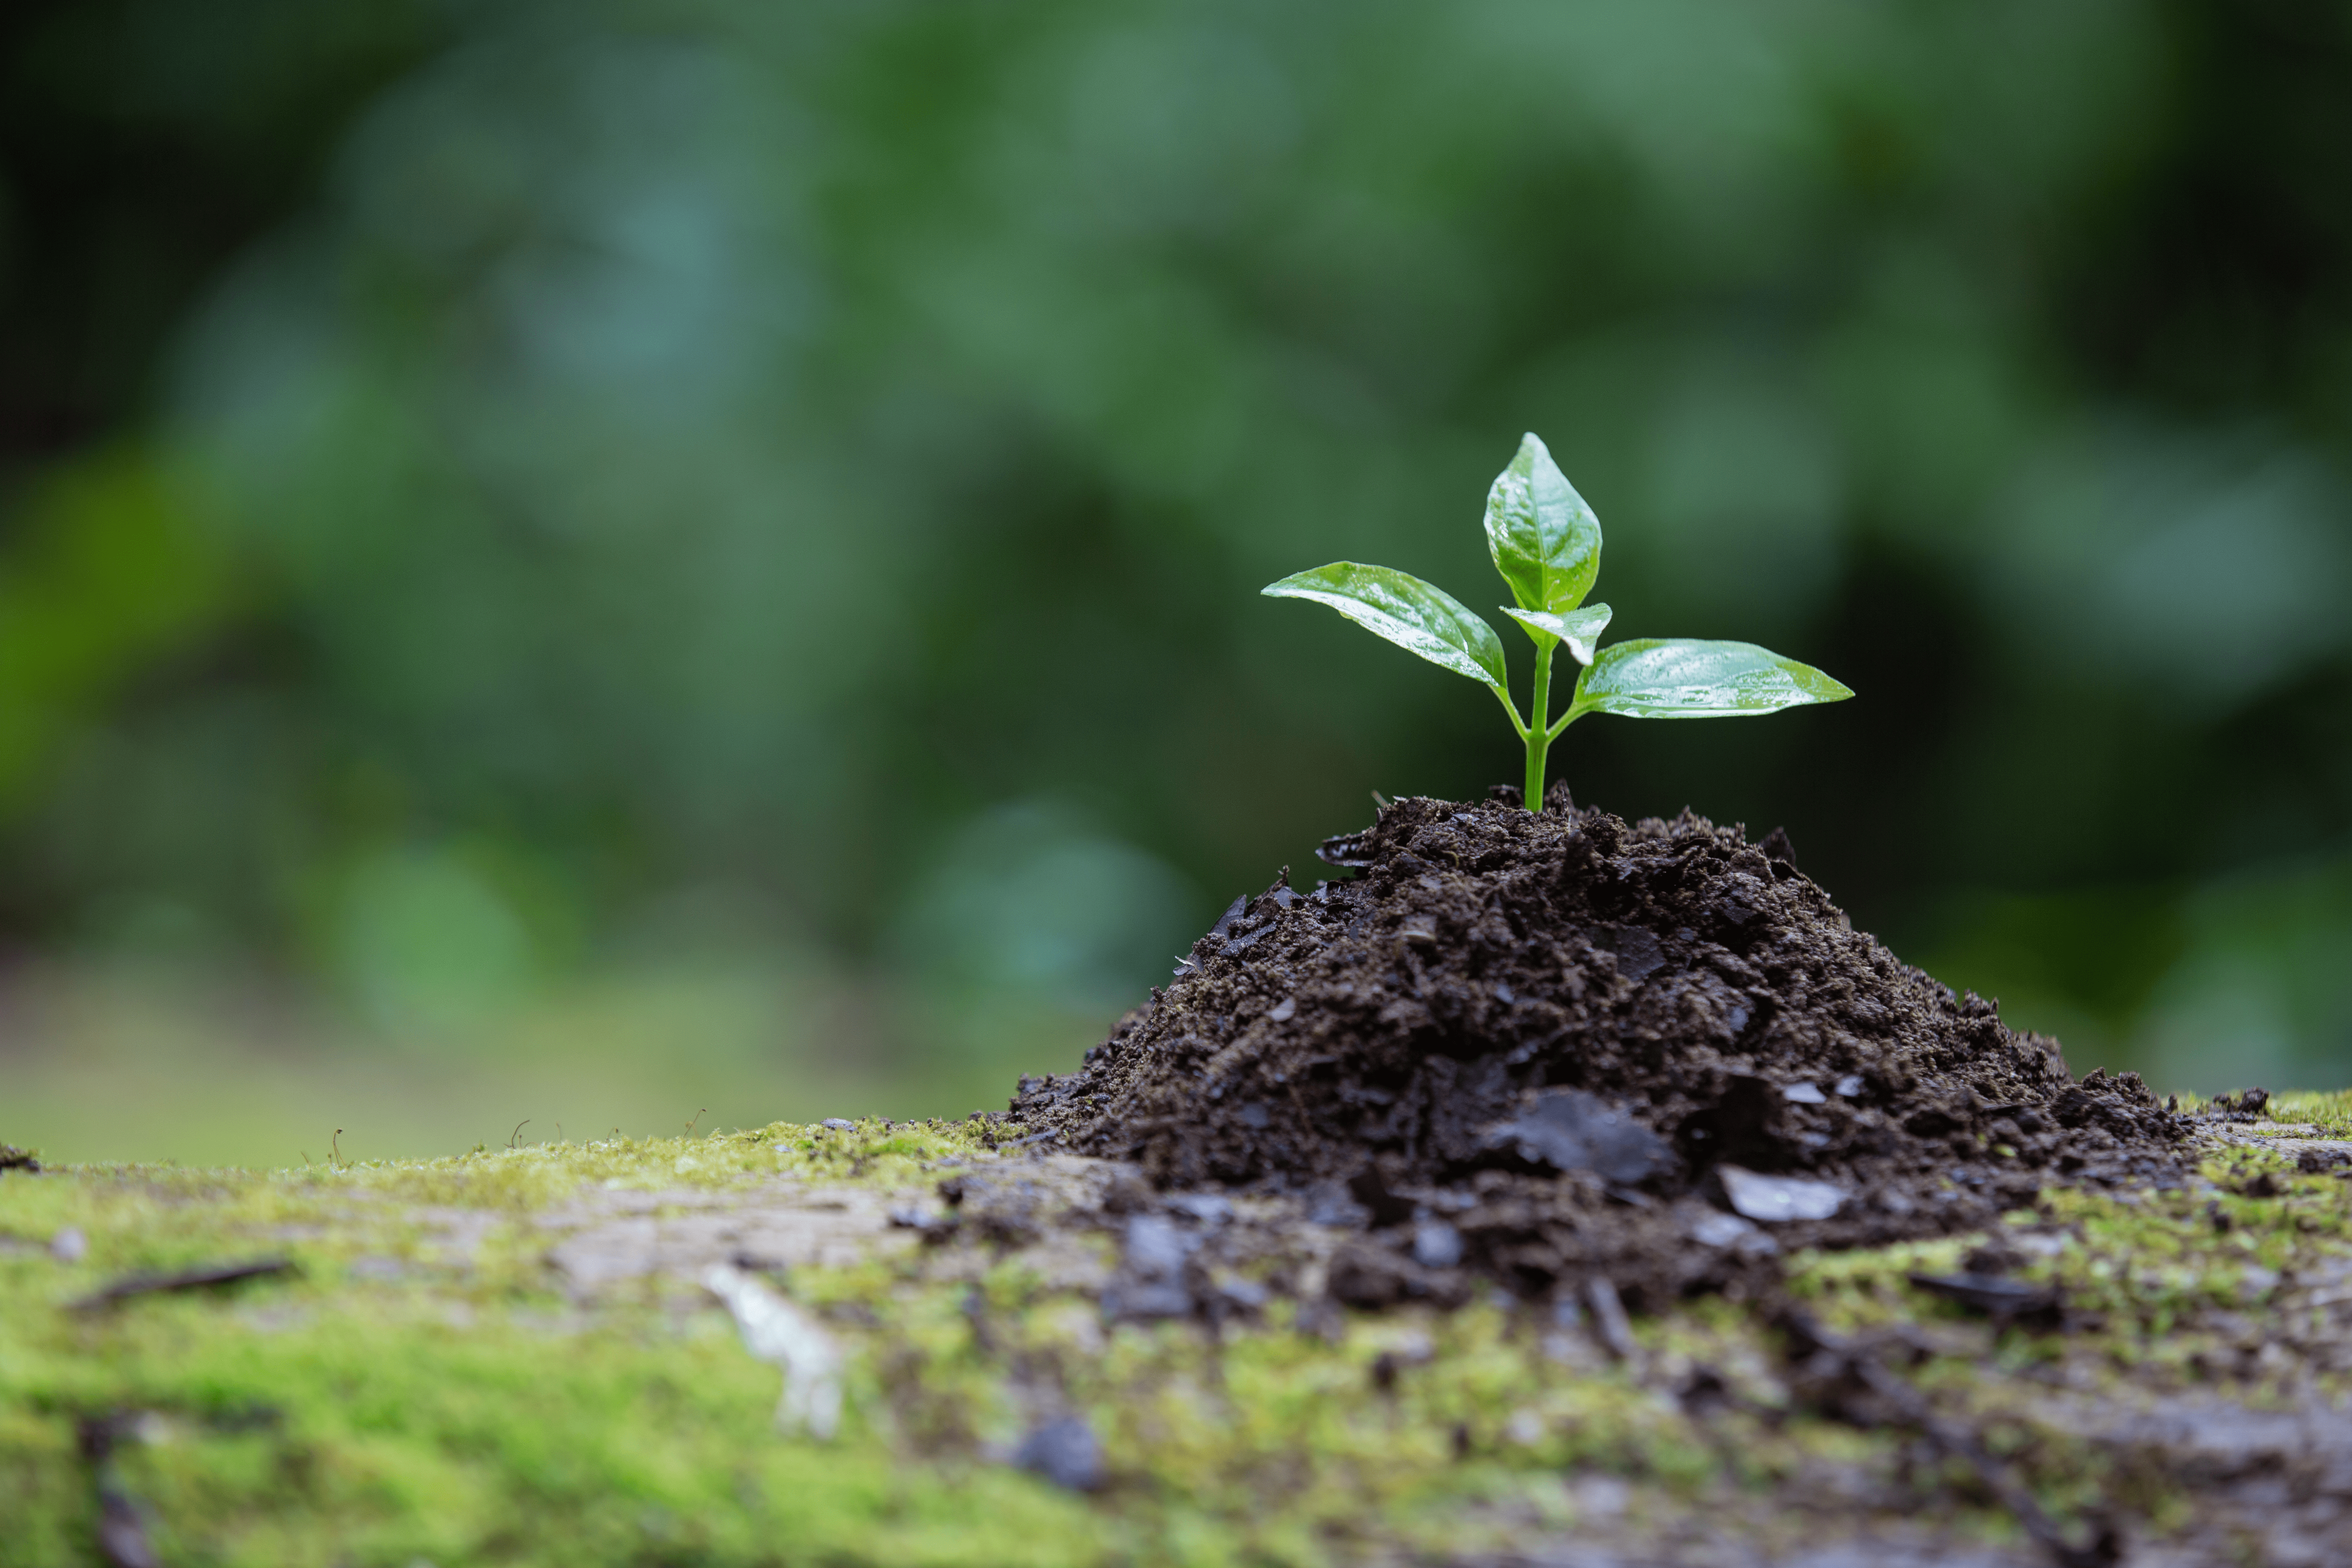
[5,1101,2351,1566]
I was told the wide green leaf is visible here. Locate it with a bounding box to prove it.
[1263,563,1508,686]
[1483,432,1602,614]
[1570,638,1854,719]
[1500,602,1612,665]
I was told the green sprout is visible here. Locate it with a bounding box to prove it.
[1264,433,1852,811]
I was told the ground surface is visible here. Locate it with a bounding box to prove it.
[8,1099,2352,1567]
[0,799,2338,1566]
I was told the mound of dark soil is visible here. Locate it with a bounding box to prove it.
[1011,792,2186,1308]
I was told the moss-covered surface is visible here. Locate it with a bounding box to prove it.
[2247,1088,2352,1138]
[5,1108,2352,1566]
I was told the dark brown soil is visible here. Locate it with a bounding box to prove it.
[1010,790,2187,1309]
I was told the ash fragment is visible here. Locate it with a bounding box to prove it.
[1717,1164,1846,1223]
[702,1263,845,1439]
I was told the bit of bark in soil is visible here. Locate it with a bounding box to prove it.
[1013,793,2189,1310]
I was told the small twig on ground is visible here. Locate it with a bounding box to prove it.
[70,1259,297,1315]
[78,1414,161,1568]
[686,1108,708,1137]
[1777,1308,2120,1568]
[1583,1276,1639,1362]
[509,1120,530,1149]
[330,1129,343,1169]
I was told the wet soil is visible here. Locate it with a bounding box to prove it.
[1011,791,2188,1310]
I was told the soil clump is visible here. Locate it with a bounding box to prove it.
[1011,791,2187,1309]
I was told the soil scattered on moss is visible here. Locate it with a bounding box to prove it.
[1012,792,2187,1309]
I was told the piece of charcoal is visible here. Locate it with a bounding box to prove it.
[1908,1271,2065,1331]
[1593,924,1666,982]
[1014,1416,1104,1492]
[1908,1271,2061,1318]
[887,1206,956,1240]
[1412,1221,1463,1269]
[1166,1192,1234,1225]
[1123,1214,1192,1275]
[1105,1215,1196,1319]
[1485,1091,1673,1185]
[1219,925,1273,959]
[1684,1209,1777,1256]
[1216,1275,1270,1311]
[1204,895,1249,942]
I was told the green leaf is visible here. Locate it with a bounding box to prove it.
[1484,432,1602,614]
[1500,602,1612,665]
[1262,563,1508,687]
[1570,638,1854,719]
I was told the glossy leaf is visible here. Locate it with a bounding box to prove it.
[1262,563,1508,686]
[1570,638,1854,719]
[1483,432,1602,614]
[1500,602,1612,665]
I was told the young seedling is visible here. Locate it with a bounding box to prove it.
[1264,433,1852,810]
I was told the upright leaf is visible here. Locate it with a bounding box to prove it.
[1262,563,1508,687]
[1570,639,1854,719]
[1500,602,1613,666]
[1484,432,1602,613]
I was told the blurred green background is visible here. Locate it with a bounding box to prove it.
[3,0,2348,1166]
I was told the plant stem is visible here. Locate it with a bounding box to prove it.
[1523,637,1554,811]
[1488,682,1530,739]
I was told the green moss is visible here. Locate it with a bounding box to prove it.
[2262,1089,2352,1138]
[5,1119,2350,1564]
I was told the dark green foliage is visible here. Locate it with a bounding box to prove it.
[1,0,2347,1082]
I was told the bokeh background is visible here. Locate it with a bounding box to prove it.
[4,0,2348,1166]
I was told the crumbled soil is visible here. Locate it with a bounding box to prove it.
[1012,791,2188,1310]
